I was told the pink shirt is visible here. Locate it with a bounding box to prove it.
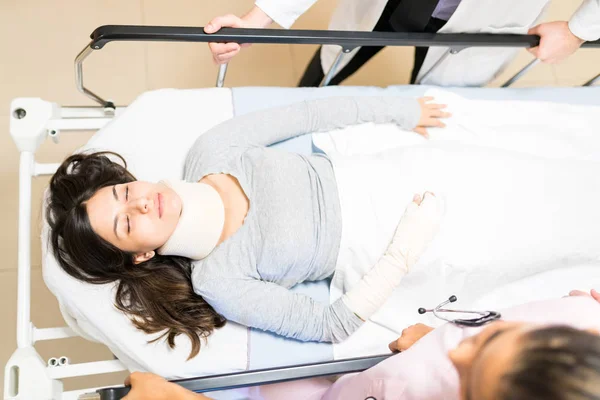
[251,296,600,400]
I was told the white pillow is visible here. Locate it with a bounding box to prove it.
[42,88,250,377]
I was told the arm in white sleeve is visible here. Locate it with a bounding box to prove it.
[569,0,600,41]
[342,193,443,320]
[254,0,320,28]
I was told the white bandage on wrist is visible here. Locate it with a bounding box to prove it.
[387,192,444,271]
[342,193,443,320]
[342,255,407,321]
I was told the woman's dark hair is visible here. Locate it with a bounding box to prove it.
[498,325,600,400]
[47,151,226,358]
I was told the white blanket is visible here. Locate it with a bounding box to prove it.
[313,89,600,359]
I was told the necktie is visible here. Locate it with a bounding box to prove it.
[388,0,442,32]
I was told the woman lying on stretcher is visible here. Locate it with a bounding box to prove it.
[47,96,447,358]
[46,94,600,360]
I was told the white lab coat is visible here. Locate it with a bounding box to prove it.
[255,0,600,86]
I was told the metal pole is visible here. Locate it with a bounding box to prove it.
[33,163,61,177]
[415,49,452,85]
[75,43,112,107]
[60,106,125,119]
[33,327,78,343]
[16,152,34,348]
[95,354,391,399]
[216,64,228,88]
[583,73,600,87]
[320,48,346,87]
[501,59,540,87]
[47,360,127,380]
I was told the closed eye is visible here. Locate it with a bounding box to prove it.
[127,216,131,234]
[126,185,129,201]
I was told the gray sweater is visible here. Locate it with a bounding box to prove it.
[184,96,421,342]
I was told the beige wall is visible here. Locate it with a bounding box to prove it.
[0,0,598,395]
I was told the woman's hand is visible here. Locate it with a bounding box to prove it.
[389,323,435,352]
[415,97,451,138]
[123,372,208,400]
[388,192,444,271]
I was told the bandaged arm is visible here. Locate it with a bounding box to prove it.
[342,193,443,320]
[194,194,442,342]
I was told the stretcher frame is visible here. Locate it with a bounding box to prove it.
[4,25,600,400]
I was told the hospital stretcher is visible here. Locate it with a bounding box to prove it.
[4,25,600,400]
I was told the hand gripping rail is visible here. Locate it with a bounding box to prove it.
[76,25,600,109]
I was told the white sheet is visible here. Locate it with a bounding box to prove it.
[313,89,600,359]
[314,89,600,160]
[42,88,251,377]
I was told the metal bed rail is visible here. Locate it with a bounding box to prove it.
[76,25,600,109]
[93,354,391,400]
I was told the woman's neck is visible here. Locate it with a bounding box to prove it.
[199,174,249,246]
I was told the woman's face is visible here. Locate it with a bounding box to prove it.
[86,181,182,261]
[449,321,530,400]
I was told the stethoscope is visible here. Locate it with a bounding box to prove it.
[362,296,501,400]
[367,294,502,336]
[418,295,502,327]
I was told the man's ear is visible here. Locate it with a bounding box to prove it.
[133,250,156,264]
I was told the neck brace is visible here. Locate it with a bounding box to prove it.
[157,180,225,260]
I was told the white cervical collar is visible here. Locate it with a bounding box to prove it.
[157,180,225,260]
